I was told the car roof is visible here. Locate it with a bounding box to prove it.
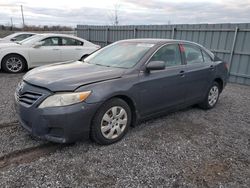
[13,32,36,35]
[37,33,76,37]
[116,38,214,57]
[35,33,84,41]
[118,38,199,45]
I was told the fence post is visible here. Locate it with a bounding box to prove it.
[228,27,239,73]
[105,27,109,45]
[88,28,90,41]
[171,27,176,39]
[133,27,137,38]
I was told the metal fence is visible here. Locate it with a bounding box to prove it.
[77,23,250,85]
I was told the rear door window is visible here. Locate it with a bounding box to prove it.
[183,45,203,64]
[41,37,60,46]
[62,37,83,46]
[150,44,182,67]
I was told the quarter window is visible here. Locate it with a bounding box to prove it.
[183,45,203,64]
[42,37,60,46]
[62,37,83,46]
[150,44,182,67]
[202,50,212,62]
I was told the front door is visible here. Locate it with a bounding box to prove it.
[137,44,188,117]
[60,37,84,61]
[29,37,61,67]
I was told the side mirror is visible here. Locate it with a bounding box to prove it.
[33,41,44,48]
[11,38,17,42]
[146,61,165,71]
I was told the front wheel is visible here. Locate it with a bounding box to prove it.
[91,98,131,145]
[2,54,26,73]
[199,82,220,109]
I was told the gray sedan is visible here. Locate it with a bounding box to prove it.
[15,39,228,145]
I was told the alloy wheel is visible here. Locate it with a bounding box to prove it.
[208,86,219,107]
[6,57,23,73]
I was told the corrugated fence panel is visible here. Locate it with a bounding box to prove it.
[77,23,250,85]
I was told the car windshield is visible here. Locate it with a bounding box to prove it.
[2,33,17,39]
[85,42,155,68]
[19,35,43,45]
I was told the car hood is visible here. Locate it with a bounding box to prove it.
[23,61,125,91]
[0,42,18,47]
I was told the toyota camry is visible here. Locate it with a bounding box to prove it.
[15,39,228,145]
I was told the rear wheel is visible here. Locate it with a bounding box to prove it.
[199,82,220,109]
[91,98,131,145]
[2,54,26,73]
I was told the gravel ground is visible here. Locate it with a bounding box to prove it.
[0,72,24,125]
[0,73,249,187]
[0,125,45,157]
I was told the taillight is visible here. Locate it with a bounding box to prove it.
[224,62,229,70]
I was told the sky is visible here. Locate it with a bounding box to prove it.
[0,0,250,27]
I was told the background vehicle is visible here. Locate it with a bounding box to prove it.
[15,39,228,145]
[0,33,100,73]
[0,32,35,43]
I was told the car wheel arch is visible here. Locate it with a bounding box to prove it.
[96,94,138,127]
[214,77,223,93]
[1,53,28,70]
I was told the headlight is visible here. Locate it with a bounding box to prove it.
[38,91,91,108]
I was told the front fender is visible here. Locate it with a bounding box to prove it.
[75,74,140,105]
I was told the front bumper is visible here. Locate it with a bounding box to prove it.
[15,81,101,143]
[16,100,101,143]
[16,103,98,143]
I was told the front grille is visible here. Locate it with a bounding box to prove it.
[16,91,42,106]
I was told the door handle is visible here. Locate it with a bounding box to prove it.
[210,65,215,71]
[75,48,82,50]
[53,48,60,50]
[179,70,185,77]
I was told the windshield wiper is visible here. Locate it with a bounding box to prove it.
[83,61,110,67]
[94,63,110,67]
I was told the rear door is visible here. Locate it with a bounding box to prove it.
[28,37,61,67]
[181,44,215,102]
[137,43,188,116]
[60,37,85,61]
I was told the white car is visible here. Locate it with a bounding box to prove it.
[0,34,100,73]
[0,32,36,43]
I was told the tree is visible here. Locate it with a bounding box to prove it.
[108,3,120,26]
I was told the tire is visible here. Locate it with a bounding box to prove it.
[199,82,220,110]
[2,54,26,73]
[91,98,131,145]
